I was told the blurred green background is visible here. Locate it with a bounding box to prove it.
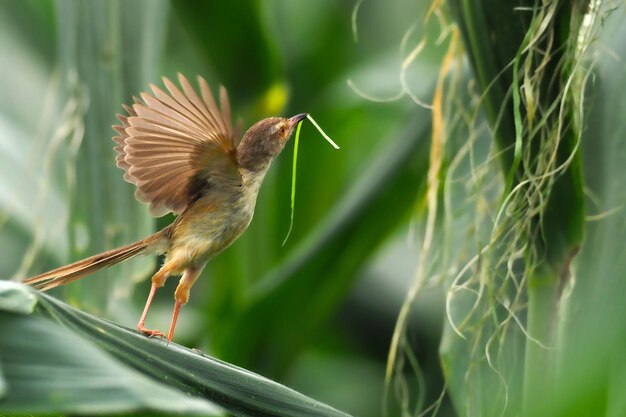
[1,1,625,416]
[0,1,444,415]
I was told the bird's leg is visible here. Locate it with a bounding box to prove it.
[137,262,175,338]
[137,283,163,337]
[167,264,205,342]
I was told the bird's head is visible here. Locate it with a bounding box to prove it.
[237,113,307,172]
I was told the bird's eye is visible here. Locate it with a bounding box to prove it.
[272,125,285,136]
[277,126,286,137]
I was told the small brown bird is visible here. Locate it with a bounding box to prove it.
[24,73,306,341]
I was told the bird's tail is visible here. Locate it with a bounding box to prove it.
[23,230,167,291]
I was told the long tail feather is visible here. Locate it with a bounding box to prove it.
[23,231,166,291]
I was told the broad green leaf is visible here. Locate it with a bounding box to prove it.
[447,0,545,173]
[55,0,167,314]
[0,0,66,278]
[0,372,4,402]
[0,284,353,417]
[443,2,589,415]
[0,312,221,415]
[0,280,36,315]
[553,9,626,417]
[171,0,283,104]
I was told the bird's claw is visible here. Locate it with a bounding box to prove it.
[138,325,166,339]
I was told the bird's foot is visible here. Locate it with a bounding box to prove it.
[137,324,166,339]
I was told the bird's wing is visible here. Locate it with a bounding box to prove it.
[113,73,241,217]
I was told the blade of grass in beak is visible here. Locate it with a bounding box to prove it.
[282,120,303,246]
[282,115,339,246]
[307,114,340,149]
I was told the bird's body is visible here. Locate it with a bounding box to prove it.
[165,167,264,271]
[24,74,306,341]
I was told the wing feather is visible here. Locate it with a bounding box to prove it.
[112,74,240,217]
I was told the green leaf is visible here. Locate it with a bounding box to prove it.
[0,284,352,417]
[553,9,626,417]
[171,0,283,103]
[0,311,221,415]
[216,110,431,373]
[0,281,36,315]
[55,0,168,313]
[0,372,4,402]
[444,1,589,415]
[0,0,66,277]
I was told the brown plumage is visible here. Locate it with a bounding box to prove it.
[23,232,164,291]
[24,73,307,341]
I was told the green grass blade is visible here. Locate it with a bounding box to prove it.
[282,121,302,246]
[306,114,340,149]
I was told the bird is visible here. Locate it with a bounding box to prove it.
[23,73,307,342]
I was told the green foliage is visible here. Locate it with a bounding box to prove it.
[215,111,431,373]
[0,0,435,415]
[0,281,350,416]
[1,0,625,416]
[57,0,166,313]
[443,1,588,415]
[415,1,624,417]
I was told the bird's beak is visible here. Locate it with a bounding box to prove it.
[288,113,308,128]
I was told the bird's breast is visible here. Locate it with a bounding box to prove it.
[168,187,257,263]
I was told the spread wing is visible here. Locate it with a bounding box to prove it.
[113,73,240,217]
